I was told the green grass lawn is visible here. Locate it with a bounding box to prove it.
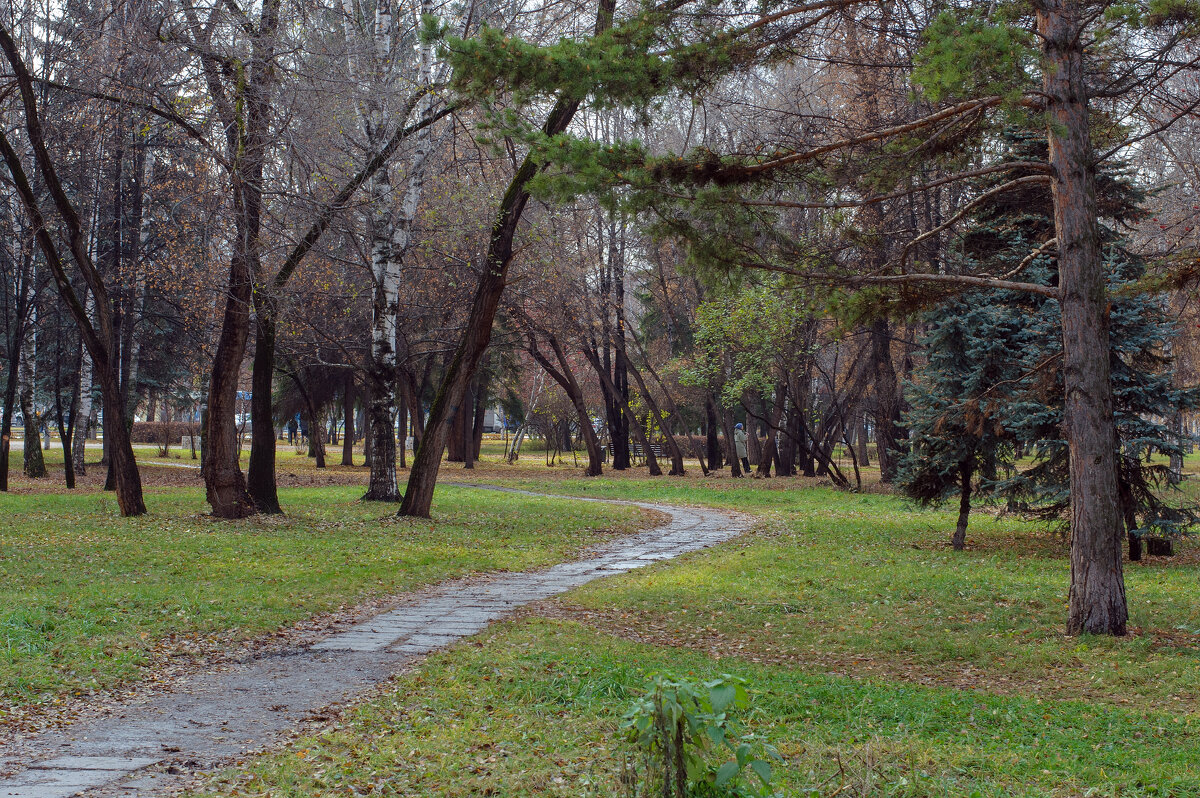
[0,485,646,707]
[196,620,1200,797]
[188,476,1200,797]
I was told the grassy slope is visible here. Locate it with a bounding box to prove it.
[0,485,644,706]
[193,474,1200,797]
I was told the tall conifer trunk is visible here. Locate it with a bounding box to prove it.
[1038,0,1127,635]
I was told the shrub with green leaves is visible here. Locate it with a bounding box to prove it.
[619,673,779,797]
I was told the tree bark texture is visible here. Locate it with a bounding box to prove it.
[247,305,282,513]
[1039,0,1127,636]
[198,0,282,519]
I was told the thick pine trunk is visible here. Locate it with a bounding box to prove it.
[1039,0,1127,636]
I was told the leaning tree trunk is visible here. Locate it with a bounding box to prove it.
[584,346,662,476]
[527,334,603,476]
[1039,0,1127,636]
[0,30,148,511]
[626,358,684,475]
[398,43,613,516]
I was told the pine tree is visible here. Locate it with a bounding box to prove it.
[897,297,1034,550]
[899,139,1198,555]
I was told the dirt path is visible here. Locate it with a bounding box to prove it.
[0,487,753,798]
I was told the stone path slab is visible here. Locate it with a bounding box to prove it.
[0,486,751,797]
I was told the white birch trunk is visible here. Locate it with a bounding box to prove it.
[73,296,96,473]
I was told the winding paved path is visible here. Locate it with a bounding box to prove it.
[0,487,751,797]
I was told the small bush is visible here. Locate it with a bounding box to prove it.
[619,673,779,797]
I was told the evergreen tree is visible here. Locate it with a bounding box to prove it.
[897,297,1032,550]
[899,140,1197,555]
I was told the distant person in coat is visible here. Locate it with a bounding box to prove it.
[286,416,298,444]
[734,423,750,473]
